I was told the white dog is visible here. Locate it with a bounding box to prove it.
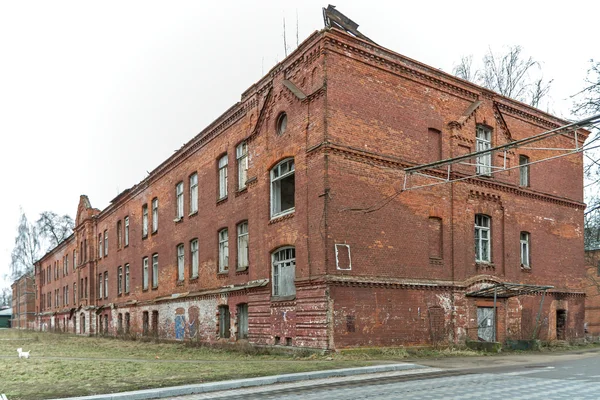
[17,348,30,359]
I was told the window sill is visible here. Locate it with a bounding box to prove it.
[151,230,158,236]
[173,217,184,224]
[189,211,198,218]
[189,276,199,282]
[217,196,228,206]
[142,288,149,292]
[269,211,295,224]
[521,265,532,273]
[429,258,443,266]
[476,262,495,271]
[217,271,229,276]
[235,187,248,197]
[142,235,148,240]
[151,286,158,290]
[236,266,249,273]
[176,280,185,286]
[271,295,296,302]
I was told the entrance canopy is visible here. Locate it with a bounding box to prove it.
[466,282,553,298]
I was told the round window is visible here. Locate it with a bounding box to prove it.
[277,112,287,135]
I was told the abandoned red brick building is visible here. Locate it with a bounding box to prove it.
[11,274,36,329]
[33,16,588,348]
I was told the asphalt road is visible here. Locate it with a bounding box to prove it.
[170,351,600,399]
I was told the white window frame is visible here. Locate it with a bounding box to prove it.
[520,232,530,268]
[104,271,108,299]
[191,239,199,278]
[152,198,159,233]
[177,244,185,281]
[124,217,129,247]
[519,155,530,187]
[236,142,248,190]
[142,257,149,290]
[270,158,295,218]
[98,273,103,299]
[237,222,249,270]
[152,253,159,288]
[476,126,492,176]
[218,229,229,273]
[142,204,149,237]
[118,266,123,295]
[272,247,296,297]
[475,214,491,263]
[218,155,228,200]
[190,173,198,214]
[176,182,184,219]
[125,264,130,293]
[104,230,108,256]
[98,234,103,259]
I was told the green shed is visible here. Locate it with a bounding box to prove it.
[0,308,11,328]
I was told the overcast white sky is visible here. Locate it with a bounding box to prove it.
[1,0,598,289]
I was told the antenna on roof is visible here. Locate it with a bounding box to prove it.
[322,4,376,45]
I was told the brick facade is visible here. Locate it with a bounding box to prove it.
[32,27,586,348]
[11,274,36,329]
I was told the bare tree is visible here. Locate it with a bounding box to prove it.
[453,46,552,108]
[573,60,600,249]
[9,211,40,280]
[0,287,11,307]
[36,211,74,251]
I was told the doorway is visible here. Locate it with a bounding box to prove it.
[556,310,567,340]
[477,307,495,342]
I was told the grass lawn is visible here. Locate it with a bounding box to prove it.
[0,330,377,399]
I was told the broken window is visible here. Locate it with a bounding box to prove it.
[520,232,530,268]
[152,197,159,233]
[476,126,492,176]
[219,229,229,273]
[270,158,295,218]
[190,239,199,278]
[519,155,530,187]
[142,204,148,237]
[236,142,248,190]
[475,214,491,262]
[190,173,198,214]
[237,303,248,340]
[142,257,149,290]
[219,305,230,339]
[152,253,158,288]
[272,247,296,297]
[237,222,249,270]
[177,244,185,281]
[218,155,228,200]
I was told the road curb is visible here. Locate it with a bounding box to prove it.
[57,363,425,400]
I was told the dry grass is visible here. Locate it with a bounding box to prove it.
[0,330,375,399]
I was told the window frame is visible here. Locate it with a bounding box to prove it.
[218,228,229,273]
[272,247,296,298]
[118,266,123,295]
[189,173,198,214]
[125,264,130,293]
[124,217,130,247]
[236,142,248,191]
[519,155,530,187]
[142,257,149,290]
[237,221,249,270]
[152,197,159,233]
[270,158,295,218]
[520,231,531,268]
[190,238,199,278]
[176,181,184,220]
[104,271,108,299]
[117,220,122,249]
[152,253,158,288]
[218,155,228,200]
[104,230,108,256]
[476,125,492,176]
[474,214,491,263]
[177,243,185,281]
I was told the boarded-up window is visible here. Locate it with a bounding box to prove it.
[346,315,356,333]
[335,244,352,270]
[428,217,443,259]
[428,128,442,162]
[237,304,248,340]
